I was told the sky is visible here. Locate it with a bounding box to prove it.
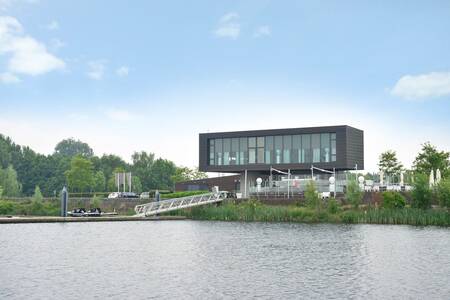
[0,0,450,172]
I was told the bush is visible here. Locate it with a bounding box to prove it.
[305,180,319,210]
[91,194,102,208]
[327,198,339,214]
[436,179,450,208]
[32,186,44,203]
[382,191,406,209]
[161,190,209,199]
[411,174,432,209]
[346,180,363,208]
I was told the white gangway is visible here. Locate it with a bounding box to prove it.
[134,189,228,217]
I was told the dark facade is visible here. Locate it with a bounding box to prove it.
[175,175,240,192]
[199,125,364,173]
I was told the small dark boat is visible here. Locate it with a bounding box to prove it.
[68,208,86,217]
[84,208,102,217]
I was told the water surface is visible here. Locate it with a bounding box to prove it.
[1,221,449,299]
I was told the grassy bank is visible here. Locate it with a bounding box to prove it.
[0,199,60,216]
[173,200,450,227]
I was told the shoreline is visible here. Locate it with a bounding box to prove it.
[0,215,186,224]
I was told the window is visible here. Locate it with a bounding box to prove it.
[283,135,291,163]
[209,139,215,165]
[248,137,256,164]
[215,139,223,165]
[312,134,320,163]
[239,137,248,165]
[292,135,301,163]
[249,149,256,164]
[275,136,282,164]
[256,136,265,163]
[321,133,330,163]
[301,134,311,163]
[265,136,273,164]
[231,138,239,165]
[223,138,231,166]
[331,133,336,162]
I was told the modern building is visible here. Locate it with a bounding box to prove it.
[198,125,364,196]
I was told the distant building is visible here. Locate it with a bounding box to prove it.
[198,125,364,196]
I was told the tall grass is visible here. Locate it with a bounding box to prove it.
[174,200,450,226]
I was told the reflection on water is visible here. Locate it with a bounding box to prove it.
[1,221,449,299]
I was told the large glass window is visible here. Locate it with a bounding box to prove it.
[331,133,336,162]
[275,136,282,164]
[292,135,301,163]
[257,137,265,163]
[215,138,223,165]
[231,138,239,165]
[239,137,248,165]
[321,133,330,163]
[209,139,215,165]
[283,135,291,163]
[248,137,256,164]
[301,134,311,163]
[312,134,320,163]
[207,132,336,166]
[265,136,273,164]
[223,138,231,166]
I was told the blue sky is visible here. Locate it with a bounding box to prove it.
[1,0,450,172]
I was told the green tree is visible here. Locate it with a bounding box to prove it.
[65,155,95,192]
[91,194,102,208]
[378,150,403,183]
[413,142,450,178]
[54,138,94,158]
[0,165,21,196]
[150,158,177,190]
[346,180,363,208]
[411,174,432,209]
[93,171,106,192]
[131,176,143,193]
[436,178,450,209]
[172,167,207,183]
[32,185,44,203]
[131,151,155,191]
[0,185,3,199]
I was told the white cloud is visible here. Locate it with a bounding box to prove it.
[0,72,20,83]
[0,16,65,82]
[116,66,129,77]
[87,60,106,80]
[213,12,240,39]
[105,109,134,121]
[254,25,271,38]
[391,71,450,100]
[46,20,59,31]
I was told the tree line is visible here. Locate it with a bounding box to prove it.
[0,135,206,197]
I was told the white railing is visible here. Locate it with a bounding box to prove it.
[134,191,228,217]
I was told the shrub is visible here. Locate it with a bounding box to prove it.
[346,180,363,208]
[0,185,3,199]
[305,180,320,210]
[327,198,339,214]
[32,186,44,204]
[91,194,102,208]
[0,200,16,215]
[411,174,432,209]
[382,191,406,209]
[161,190,209,199]
[436,179,450,208]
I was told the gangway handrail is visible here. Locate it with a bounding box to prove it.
[134,191,228,217]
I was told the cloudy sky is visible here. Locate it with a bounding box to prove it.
[0,0,449,172]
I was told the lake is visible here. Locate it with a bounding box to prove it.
[1,221,449,299]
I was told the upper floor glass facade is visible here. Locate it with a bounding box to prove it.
[208,133,336,166]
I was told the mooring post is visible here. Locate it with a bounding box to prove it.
[61,186,68,217]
